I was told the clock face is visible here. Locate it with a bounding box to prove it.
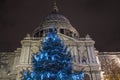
[31,46,39,54]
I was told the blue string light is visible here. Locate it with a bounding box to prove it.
[22,28,84,80]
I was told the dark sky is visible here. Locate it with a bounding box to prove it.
[0,0,120,52]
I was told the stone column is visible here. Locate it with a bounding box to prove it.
[16,34,32,80]
[74,46,79,63]
[13,55,17,71]
[68,46,74,61]
[86,44,93,64]
[13,48,21,72]
[93,72,101,80]
[90,45,97,64]
[19,35,31,65]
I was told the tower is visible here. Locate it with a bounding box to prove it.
[15,1,101,80]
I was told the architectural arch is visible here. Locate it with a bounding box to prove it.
[84,73,90,80]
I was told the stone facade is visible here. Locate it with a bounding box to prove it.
[0,5,120,80]
[0,33,102,80]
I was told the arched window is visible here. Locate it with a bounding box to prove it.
[84,74,90,80]
[40,30,43,37]
[49,28,57,32]
[60,29,64,34]
[34,32,39,37]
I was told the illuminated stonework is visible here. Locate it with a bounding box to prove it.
[0,4,120,80]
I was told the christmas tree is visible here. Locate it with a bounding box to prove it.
[22,28,84,80]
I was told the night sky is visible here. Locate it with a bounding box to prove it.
[0,0,120,52]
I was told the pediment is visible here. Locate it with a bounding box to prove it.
[58,33,78,42]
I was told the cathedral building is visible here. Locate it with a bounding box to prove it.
[0,2,120,80]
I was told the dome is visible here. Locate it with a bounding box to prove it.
[33,5,79,38]
[44,13,70,24]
